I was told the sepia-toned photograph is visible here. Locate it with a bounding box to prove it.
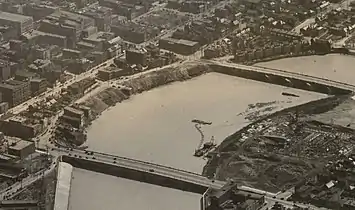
[0,0,354,209]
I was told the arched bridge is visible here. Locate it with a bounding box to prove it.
[205,60,355,95]
[50,147,226,194]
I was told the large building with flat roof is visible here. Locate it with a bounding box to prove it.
[8,140,35,159]
[38,10,95,48]
[0,79,30,107]
[0,11,33,36]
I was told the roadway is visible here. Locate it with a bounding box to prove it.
[50,146,226,190]
[48,147,330,210]
[0,158,57,200]
[8,56,118,115]
[293,0,355,34]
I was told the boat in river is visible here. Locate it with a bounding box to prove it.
[281,92,299,98]
[191,119,212,125]
[193,136,216,157]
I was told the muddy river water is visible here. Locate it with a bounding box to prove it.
[68,54,355,210]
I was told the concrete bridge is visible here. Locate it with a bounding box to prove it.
[205,60,355,95]
[50,147,226,194]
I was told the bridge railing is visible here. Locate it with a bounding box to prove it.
[252,64,355,89]
[211,60,355,90]
[58,147,204,177]
[92,150,204,176]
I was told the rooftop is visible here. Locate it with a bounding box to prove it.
[0,11,32,23]
[9,140,34,151]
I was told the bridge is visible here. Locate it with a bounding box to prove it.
[50,147,226,194]
[205,60,355,95]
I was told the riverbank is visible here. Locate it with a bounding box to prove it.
[81,63,212,118]
[202,94,351,192]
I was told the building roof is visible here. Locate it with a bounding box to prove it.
[16,70,36,78]
[0,11,32,23]
[64,106,84,116]
[162,37,199,46]
[0,83,17,90]
[9,140,34,151]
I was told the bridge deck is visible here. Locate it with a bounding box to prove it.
[53,147,226,189]
[207,60,355,91]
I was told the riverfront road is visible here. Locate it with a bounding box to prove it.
[205,60,355,92]
[50,147,226,190]
[8,55,119,115]
[0,159,57,200]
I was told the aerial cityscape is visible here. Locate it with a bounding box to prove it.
[0,0,355,209]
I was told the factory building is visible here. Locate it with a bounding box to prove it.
[0,12,33,37]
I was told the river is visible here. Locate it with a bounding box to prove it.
[69,71,327,210]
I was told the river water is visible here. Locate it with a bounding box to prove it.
[69,70,328,210]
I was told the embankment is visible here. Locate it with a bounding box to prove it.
[53,162,73,210]
[81,63,211,117]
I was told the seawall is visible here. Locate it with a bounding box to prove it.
[53,162,73,210]
[61,155,208,194]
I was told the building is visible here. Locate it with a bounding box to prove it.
[111,23,159,44]
[0,102,9,114]
[98,67,130,81]
[81,6,112,31]
[0,12,33,37]
[62,48,82,59]
[28,59,52,75]
[0,25,18,41]
[15,70,37,82]
[159,37,200,55]
[60,115,83,128]
[8,140,35,159]
[30,78,47,96]
[0,59,11,81]
[64,106,84,119]
[126,49,147,65]
[0,80,30,107]
[0,117,42,139]
[23,3,58,21]
[38,10,95,48]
